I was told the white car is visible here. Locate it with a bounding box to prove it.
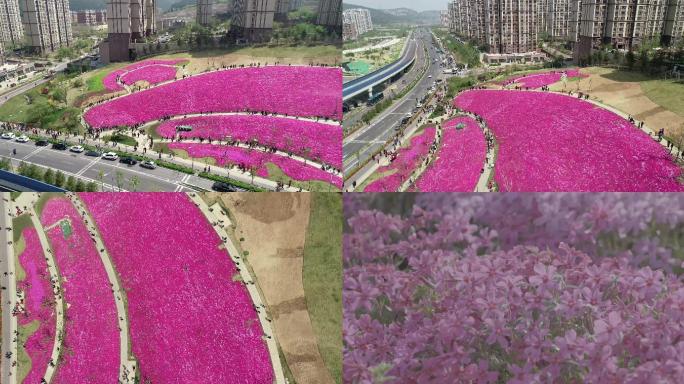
[1,132,15,139]
[15,135,29,143]
[102,152,118,160]
[428,75,433,79]
[70,145,84,153]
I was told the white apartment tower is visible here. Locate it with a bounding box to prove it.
[197,0,212,26]
[342,8,373,40]
[231,0,276,42]
[0,0,24,48]
[19,0,72,54]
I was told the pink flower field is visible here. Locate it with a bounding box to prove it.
[40,198,120,383]
[18,228,56,384]
[157,115,342,168]
[80,193,274,384]
[85,66,343,128]
[416,117,486,191]
[455,90,684,191]
[102,59,185,91]
[168,142,342,187]
[503,69,586,88]
[365,127,436,192]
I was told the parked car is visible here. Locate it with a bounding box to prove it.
[85,150,102,157]
[211,181,238,192]
[102,152,119,161]
[52,142,68,150]
[35,140,49,146]
[15,135,29,143]
[140,160,156,169]
[1,132,15,139]
[119,156,137,165]
[69,145,84,153]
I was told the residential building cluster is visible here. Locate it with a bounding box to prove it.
[447,0,684,63]
[0,0,73,54]
[343,8,373,41]
[71,9,107,26]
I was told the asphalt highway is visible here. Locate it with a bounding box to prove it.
[0,140,213,192]
[343,28,446,174]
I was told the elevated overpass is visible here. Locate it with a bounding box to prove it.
[343,38,418,102]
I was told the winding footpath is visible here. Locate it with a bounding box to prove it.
[67,194,137,383]
[0,194,17,384]
[27,207,65,384]
[187,193,286,384]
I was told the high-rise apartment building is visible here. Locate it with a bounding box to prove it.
[71,9,107,26]
[197,0,213,26]
[19,0,72,54]
[342,8,372,41]
[231,0,276,43]
[574,0,672,61]
[275,0,289,21]
[449,0,539,54]
[316,0,342,33]
[288,0,302,11]
[663,0,684,46]
[0,0,24,48]
[103,0,156,62]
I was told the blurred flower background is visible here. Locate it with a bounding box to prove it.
[344,194,684,383]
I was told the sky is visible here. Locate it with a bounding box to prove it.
[346,0,445,12]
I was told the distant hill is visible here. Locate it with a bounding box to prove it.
[343,3,440,26]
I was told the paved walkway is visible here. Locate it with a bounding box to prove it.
[67,195,137,383]
[27,206,65,384]
[187,194,286,384]
[0,194,17,384]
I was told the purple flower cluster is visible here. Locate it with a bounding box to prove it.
[157,115,342,168]
[17,228,56,384]
[168,142,342,187]
[365,127,436,192]
[415,117,486,191]
[85,66,343,129]
[344,194,684,384]
[80,193,274,384]
[502,69,586,89]
[102,59,185,91]
[455,90,684,191]
[40,198,120,383]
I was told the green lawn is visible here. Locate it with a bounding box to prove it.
[0,85,82,132]
[17,320,40,383]
[12,215,32,282]
[103,133,138,147]
[302,193,342,384]
[640,79,684,117]
[265,163,341,192]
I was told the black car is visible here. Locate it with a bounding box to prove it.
[211,181,238,192]
[85,150,102,157]
[119,157,138,165]
[35,140,49,146]
[52,142,68,150]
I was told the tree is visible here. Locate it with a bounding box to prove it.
[52,87,67,105]
[115,171,124,191]
[86,182,99,192]
[55,170,66,187]
[66,176,77,191]
[75,179,86,192]
[128,175,140,192]
[626,50,636,70]
[43,168,56,185]
[639,50,650,73]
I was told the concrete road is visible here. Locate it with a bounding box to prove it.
[0,140,213,192]
[343,28,446,174]
[0,193,17,384]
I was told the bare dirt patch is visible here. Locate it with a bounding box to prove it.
[205,193,334,384]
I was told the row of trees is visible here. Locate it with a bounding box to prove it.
[14,162,99,191]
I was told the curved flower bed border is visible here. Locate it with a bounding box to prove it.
[364,127,436,192]
[80,193,275,383]
[501,69,587,89]
[168,142,342,188]
[156,114,342,168]
[416,117,486,192]
[102,59,186,91]
[85,66,343,129]
[454,89,684,191]
[40,198,120,383]
[17,227,56,384]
